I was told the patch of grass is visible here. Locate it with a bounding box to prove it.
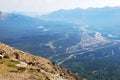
[7,60,19,68]
[7,63,16,67]
[0,59,19,72]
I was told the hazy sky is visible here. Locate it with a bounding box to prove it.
[0,0,120,14]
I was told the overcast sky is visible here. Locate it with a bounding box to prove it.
[0,0,120,14]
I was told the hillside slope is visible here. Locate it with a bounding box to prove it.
[0,42,84,80]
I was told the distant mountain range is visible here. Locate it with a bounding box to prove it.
[0,11,76,40]
[40,7,120,30]
[0,12,42,38]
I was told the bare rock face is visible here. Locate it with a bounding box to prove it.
[0,42,84,80]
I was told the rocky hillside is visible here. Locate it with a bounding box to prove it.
[0,42,85,80]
